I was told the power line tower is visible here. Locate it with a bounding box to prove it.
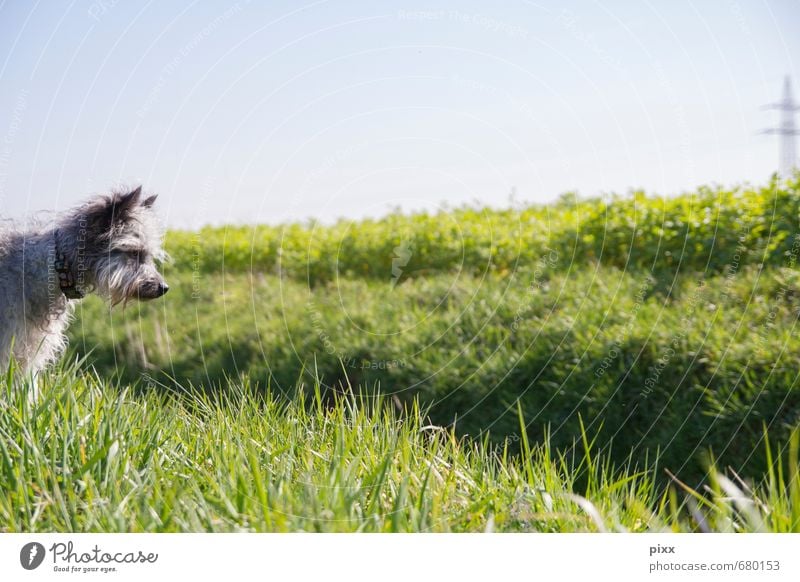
[762,76,800,176]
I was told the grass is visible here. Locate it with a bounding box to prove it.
[5,177,800,531]
[165,174,800,283]
[65,176,800,484]
[71,263,800,482]
[1,362,799,532]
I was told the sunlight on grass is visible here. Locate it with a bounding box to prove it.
[1,362,798,532]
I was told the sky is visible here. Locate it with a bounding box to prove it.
[0,0,798,228]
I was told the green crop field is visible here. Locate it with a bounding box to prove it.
[3,175,800,532]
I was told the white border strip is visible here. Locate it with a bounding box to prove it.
[1,533,799,581]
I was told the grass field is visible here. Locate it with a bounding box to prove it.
[3,176,800,532]
[2,363,799,532]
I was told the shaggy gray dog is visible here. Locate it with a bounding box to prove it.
[0,187,168,374]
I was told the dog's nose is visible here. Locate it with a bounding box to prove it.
[157,282,169,296]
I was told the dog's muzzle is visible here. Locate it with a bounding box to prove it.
[138,279,169,300]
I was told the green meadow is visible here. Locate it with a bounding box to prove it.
[3,175,800,531]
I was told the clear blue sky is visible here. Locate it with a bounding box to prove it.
[0,0,798,227]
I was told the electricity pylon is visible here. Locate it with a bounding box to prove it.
[762,76,800,176]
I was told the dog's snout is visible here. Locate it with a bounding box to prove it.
[138,279,169,300]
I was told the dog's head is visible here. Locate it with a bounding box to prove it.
[65,186,169,305]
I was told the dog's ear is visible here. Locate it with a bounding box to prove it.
[113,186,142,214]
[142,194,158,208]
[80,187,143,235]
[106,186,143,222]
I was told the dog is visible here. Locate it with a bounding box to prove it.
[0,186,168,374]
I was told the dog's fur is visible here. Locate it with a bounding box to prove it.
[0,187,168,374]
